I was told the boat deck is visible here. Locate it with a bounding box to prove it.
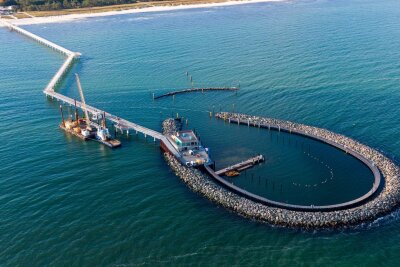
[216,155,264,176]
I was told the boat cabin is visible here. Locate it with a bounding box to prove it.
[171,130,199,151]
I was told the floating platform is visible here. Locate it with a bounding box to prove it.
[216,154,264,176]
[60,123,89,141]
[92,137,121,148]
[60,120,121,148]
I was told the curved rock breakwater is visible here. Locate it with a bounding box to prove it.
[162,114,400,228]
[162,118,180,134]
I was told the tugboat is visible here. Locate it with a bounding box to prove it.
[93,112,121,148]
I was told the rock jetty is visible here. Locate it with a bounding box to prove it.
[162,118,180,134]
[162,115,400,228]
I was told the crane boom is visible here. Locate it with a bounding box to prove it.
[75,73,92,130]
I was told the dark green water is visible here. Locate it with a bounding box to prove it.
[210,121,374,206]
[1,0,400,265]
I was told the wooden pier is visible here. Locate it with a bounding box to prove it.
[215,154,264,176]
[154,87,239,99]
[1,20,81,93]
[1,19,182,158]
[1,20,75,56]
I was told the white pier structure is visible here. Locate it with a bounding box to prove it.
[1,19,180,157]
[0,20,80,92]
[1,20,74,56]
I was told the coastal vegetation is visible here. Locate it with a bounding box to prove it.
[1,0,221,12]
[0,0,230,17]
[4,0,138,11]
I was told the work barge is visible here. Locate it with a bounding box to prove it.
[0,19,181,155]
[3,19,400,228]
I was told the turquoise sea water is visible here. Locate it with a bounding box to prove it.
[2,0,400,265]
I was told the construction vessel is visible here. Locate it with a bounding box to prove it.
[59,74,121,148]
[59,97,95,140]
[93,111,121,148]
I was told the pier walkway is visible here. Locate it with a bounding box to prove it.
[1,20,80,92]
[1,19,181,157]
[1,20,74,56]
[215,154,264,175]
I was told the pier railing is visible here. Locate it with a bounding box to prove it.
[1,20,74,56]
[1,19,177,150]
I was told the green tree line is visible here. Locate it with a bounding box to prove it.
[2,0,146,11]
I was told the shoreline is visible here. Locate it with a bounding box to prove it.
[4,0,285,26]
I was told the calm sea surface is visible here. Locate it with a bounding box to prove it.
[1,0,400,265]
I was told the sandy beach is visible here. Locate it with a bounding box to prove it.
[3,0,285,26]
